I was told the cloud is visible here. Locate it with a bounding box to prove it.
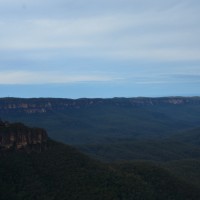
[113,69,200,85]
[0,70,118,84]
[0,15,131,50]
[0,0,199,61]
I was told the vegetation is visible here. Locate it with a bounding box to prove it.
[1,140,200,200]
[1,98,200,199]
[78,137,200,161]
[2,101,200,162]
[2,103,200,143]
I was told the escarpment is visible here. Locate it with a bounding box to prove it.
[0,97,200,114]
[0,120,48,152]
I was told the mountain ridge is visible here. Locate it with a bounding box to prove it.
[0,97,200,114]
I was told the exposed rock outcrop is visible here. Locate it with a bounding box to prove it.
[0,121,48,152]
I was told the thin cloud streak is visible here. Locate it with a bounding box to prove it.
[0,71,118,84]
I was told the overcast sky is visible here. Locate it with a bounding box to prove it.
[0,0,200,98]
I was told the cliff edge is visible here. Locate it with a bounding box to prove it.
[0,120,48,152]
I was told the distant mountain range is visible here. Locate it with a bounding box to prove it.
[0,97,200,114]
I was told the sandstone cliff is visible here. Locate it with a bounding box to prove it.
[0,121,48,152]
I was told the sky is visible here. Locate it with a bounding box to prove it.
[0,0,200,98]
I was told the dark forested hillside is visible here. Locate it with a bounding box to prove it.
[1,120,200,199]
[1,139,200,200]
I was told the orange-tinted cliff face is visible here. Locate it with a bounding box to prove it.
[0,121,48,152]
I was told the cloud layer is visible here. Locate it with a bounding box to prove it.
[0,0,199,61]
[0,0,200,97]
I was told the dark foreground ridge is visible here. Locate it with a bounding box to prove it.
[0,121,200,199]
[0,120,48,152]
[0,129,200,200]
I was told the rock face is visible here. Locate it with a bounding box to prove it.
[0,121,48,152]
